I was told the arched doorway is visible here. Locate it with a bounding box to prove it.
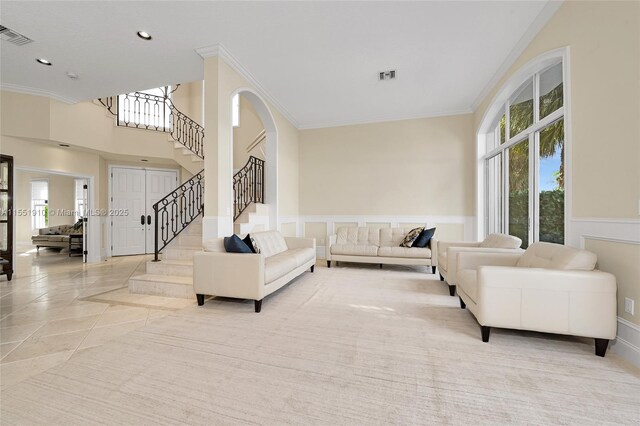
[229,88,278,232]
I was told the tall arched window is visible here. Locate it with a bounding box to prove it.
[478,48,568,248]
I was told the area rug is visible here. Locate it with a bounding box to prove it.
[2,264,639,424]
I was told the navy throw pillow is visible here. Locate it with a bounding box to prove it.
[224,234,253,253]
[412,227,436,248]
[242,234,257,253]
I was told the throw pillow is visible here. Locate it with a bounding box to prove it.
[224,235,253,253]
[412,227,436,248]
[400,227,424,248]
[242,234,261,254]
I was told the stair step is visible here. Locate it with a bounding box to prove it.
[162,246,202,260]
[185,222,202,235]
[129,274,194,299]
[177,233,201,247]
[146,259,193,277]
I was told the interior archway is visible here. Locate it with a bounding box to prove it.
[229,88,278,232]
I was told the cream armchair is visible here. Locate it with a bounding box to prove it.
[456,242,617,357]
[437,234,522,296]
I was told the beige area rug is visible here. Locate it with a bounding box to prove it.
[1,264,639,425]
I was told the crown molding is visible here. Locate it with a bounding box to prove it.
[470,0,564,111]
[0,83,78,104]
[297,108,474,130]
[195,43,299,128]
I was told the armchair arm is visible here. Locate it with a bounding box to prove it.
[285,237,316,250]
[447,247,523,285]
[326,234,337,260]
[437,240,480,258]
[430,238,438,266]
[456,251,521,272]
[475,267,617,339]
[193,251,265,300]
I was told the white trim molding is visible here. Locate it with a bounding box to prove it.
[611,317,640,369]
[195,43,299,128]
[1,83,78,104]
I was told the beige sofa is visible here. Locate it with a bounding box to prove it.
[437,233,522,296]
[326,227,437,272]
[193,230,316,312]
[456,242,617,357]
[31,224,80,251]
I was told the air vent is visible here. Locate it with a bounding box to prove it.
[0,25,33,46]
[379,70,396,81]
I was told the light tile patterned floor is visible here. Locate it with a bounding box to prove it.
[0,246,196,389]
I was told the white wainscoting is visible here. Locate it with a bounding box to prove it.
[570,217,640,368]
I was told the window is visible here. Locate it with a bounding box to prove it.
[31,180,48,230]
[232,93,240,127]
[75,179,87,223]
[118,86,172,130]
[481,59,565,248]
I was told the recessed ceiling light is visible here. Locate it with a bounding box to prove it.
[137,31,152,40]
[66,72,79,79]
[140,159,148,162]
[59,144,70,147]
[36,58,52,66]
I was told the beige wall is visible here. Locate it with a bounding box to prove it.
[15,171,77,242]
[473,1,640,326]
[299,114,475,216]
[233,96,265,170]
[171,81,204,126]
[474,1,640,219]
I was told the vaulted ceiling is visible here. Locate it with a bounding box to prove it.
[0,1,561,128]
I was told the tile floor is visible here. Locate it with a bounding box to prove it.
[0,245,196,389]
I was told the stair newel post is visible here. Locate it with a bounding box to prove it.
[153,205,159,262]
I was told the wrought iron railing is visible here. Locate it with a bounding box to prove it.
[234,156,264,221]
[153,170,204,261]
[98,91,204,159]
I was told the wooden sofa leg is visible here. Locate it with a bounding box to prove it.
[196,294,205,306]
[432,266,436,274]
[595,338,609,357]
[459,297,466,309]
[448,285,456,297]
[327,261,331,268]
[481,326,491,342]
[254,299,263,313]
[380,264,383,269]
[439,273,444,282]
[310,265,315,273]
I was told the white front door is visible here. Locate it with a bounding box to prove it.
[111,168,178,256]
[145,170,178,254]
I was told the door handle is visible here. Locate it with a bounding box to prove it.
[147,215,151,225]
[140,215,145,225]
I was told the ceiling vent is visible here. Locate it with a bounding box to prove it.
[379,70,396,81]
[0,25,33,46]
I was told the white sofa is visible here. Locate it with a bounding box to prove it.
[456,242,617,356]
[326,227,437,272]
[193,231,316,312]
[437,233,522,296]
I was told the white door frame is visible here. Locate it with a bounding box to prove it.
[15,166,100,263]
[107,164,180,257]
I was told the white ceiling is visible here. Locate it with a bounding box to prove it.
[0,1,561,129]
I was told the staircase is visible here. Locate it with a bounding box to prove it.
[234,202,269,234]
[129,217,202,299]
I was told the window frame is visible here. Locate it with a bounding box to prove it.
[477,48,570,246]
[30,179,49,231]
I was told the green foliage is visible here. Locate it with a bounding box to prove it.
[509,188,565,248]
[44,204,49,227]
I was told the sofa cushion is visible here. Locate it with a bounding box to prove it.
[400,227,424,247]
[331,244,378,256]
[31,235,51,242]
[378,246,432,259]
[288,248,316,267]
[336,227,380,246]
[379,228,414,247]
[458,269,478,303]
[516,242,597,271]
[251,231,288,258]
[224,235,252,253]
[264,251,298,284]
[412,227,436,248]
[480,233,522,249]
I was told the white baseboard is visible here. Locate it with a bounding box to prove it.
[611,317,640,368]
